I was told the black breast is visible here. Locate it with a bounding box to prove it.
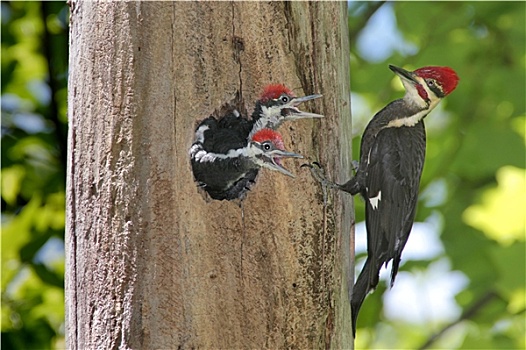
[190,114,258,201]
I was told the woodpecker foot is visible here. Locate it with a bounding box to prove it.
[302,161,323,181]
[303,162,340,206]
[301,162,326,205]
[301,162,339,189]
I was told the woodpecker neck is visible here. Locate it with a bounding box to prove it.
[251,102,264,121]
[402,79,430,110]
[386,102,431,128]
[249,103,280,139]
[252,101,281,123]
[387,81,442,128]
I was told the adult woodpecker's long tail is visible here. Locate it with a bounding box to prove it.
[351,257,381,336]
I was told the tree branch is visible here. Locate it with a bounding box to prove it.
[417,290,499,350]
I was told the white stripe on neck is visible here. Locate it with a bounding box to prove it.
[386,109,429,128]
[194,147,248,163]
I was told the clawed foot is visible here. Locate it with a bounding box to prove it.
[301,162,339,189]
[301,162,327,205]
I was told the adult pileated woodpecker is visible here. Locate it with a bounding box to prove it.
[190,122,302,200]
[308,65,459,335]
[190,84,322,200]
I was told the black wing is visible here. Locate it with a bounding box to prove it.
[201,113,251,153]
[365,122,426,284]
[351,122,426,335]
[190,114,258,200]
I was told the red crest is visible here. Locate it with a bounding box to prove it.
[259,84,295,103]
[250,128,285,150]
[414,66,459,96]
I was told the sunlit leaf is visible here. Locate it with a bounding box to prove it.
[463,166,526,245]
[507,288,526,315]
[1,164,25,206]
[1,195,41,264]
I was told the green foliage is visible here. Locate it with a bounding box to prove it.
[349,1,525,348]
[1,2,68,349]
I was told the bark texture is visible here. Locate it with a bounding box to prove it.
[66,2,353,349]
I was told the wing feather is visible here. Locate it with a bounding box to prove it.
[364,123,426,285]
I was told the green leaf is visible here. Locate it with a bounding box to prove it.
[463,166,526,245]
[1,165,25,206]
[489,242,526,298]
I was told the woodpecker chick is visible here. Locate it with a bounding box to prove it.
[307,65,459,336]
[250,84,323,134]
[190,114,303,201]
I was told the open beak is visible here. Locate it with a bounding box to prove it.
[264,149,303,177]
[389,65,418,84]
[282,94,324,121]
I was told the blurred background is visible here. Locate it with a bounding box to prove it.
[1,1,524,349]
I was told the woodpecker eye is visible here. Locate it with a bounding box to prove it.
[280,95,290,103]
[262,142,272,151]
[425,78,445,96]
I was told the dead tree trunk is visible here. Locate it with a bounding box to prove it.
[66,2,353,348]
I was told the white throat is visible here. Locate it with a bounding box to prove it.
[386,78,441,128]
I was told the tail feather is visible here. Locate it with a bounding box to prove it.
[351,257,381,337]
[390,256,402,288]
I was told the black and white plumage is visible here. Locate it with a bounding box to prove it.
[307,65,459,335]
[345,101,427,336]
[249,84,323,136]
[190,111,303,201]
[189,84,323,201]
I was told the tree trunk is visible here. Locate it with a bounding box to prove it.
[66,1,353,349]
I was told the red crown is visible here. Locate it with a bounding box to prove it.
[251,128,284,150]
[414,66,459,95]
[259,84,295,103]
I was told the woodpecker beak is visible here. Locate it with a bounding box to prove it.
[283,94,324,121]
[292,94,323,105]
[389,65,418,84]
[264,149,303,177]
[390,64,434,107]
